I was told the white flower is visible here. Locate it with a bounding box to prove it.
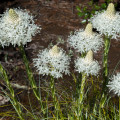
[91,3,120,39]
[33,45,70,78]
[0,8,40,47]
[75,50,100,76]
[68,23,103,53]
[107,73,120,96]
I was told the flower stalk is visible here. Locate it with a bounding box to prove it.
[18,44,45,114]
[77,72,86,119]
[49,69,64,120]
[103,36,110,77]
[0,64,24,120]
[50,76,59,120]
[102,35,111,93]
[75,50,98,118]
[119,97,120,120]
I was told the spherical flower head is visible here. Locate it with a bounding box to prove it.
[33,45,70,78]
[91,3,120,39]
[68,23,103,53]
[0,8,40,47]
[75,50,100,76]
[107,73,120,96]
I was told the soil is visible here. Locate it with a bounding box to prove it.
[0,0,120,119]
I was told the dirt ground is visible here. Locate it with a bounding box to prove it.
[0,0,120,117]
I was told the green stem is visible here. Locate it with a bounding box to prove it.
[103,36,110,77]
[76,73,82,99]
[0,64,24,120]
[50,76,59,120]
[119,97,120,120]
[102,35,111,94]
[77,72,86,119]
[18,44,45,114]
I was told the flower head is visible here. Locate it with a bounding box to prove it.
[91,3,120,39]
[33,45,70,78]
[75,50,100,76]
[0,8,40,47]
[107,73,120,96]
[68,23,103,53]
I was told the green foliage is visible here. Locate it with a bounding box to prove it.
[76,1,109,24]
[0,61,120,120]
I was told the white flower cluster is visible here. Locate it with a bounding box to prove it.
[0,8,40,47]
[107,73,120,96]
[33,45,70,78]
[68,23,103,53]
[75,50,100,76]
[91,3,120,39]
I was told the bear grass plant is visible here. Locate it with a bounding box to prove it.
[0,2,120,120]
[0,8,44,119]
[91,3,120,94]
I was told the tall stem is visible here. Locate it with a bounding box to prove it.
[50,76,59,120]
[119,97,120,120]
[18,44,45,114]
[76,73,82,99]
[0,64,24,120]
[102,35,111,94]
[77,72,86,119]
[103,36,110,77]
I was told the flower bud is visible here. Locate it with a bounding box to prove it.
[84,23,93,36]
[105,3,115,18]
[8,9,19,23]
[49,45,60,57]
[84,50,93,64]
